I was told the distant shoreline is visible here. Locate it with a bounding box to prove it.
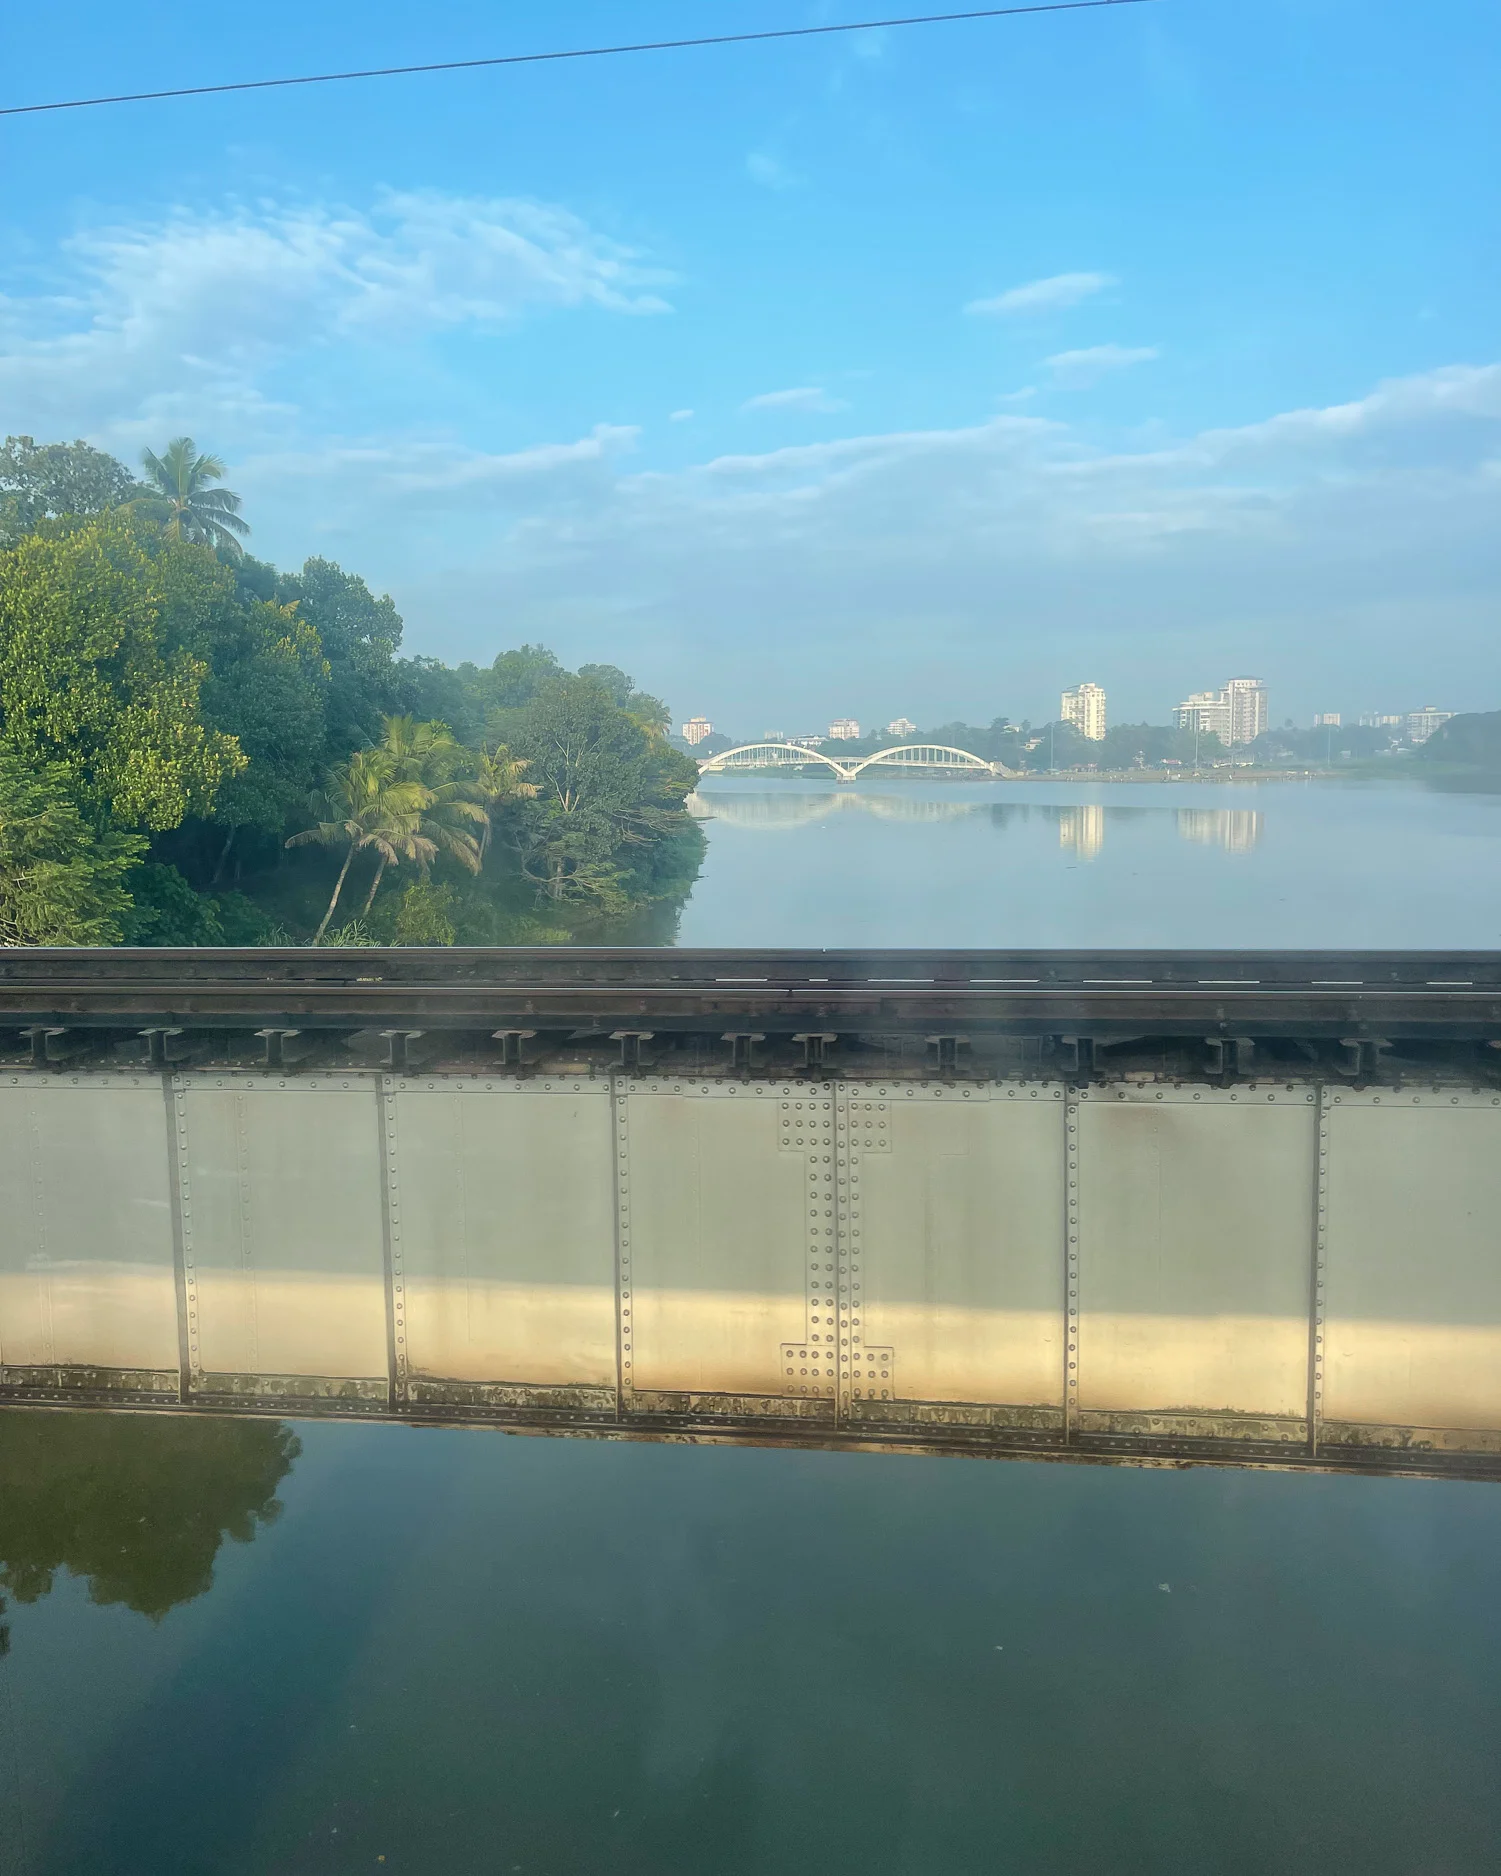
[699,765,1347,786]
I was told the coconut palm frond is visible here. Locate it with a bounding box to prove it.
[140,435,250,558]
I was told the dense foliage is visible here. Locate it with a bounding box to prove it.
[1417,711,1501,771]
[0,436,704,947]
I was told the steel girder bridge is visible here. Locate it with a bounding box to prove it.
[4,947,1501,1480]
[698,741,1000,780]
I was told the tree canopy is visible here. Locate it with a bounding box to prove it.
[0,435,705,947]
[0,435,145,546]
[0,509,245,830]
[0,753,144,945]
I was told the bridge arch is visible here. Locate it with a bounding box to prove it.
[697,742,857,777]
[698,740,999,780]
[846,743,997,778]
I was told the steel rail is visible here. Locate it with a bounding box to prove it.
[2,949,1500,1042]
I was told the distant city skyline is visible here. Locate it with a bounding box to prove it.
[681,680,1456,749]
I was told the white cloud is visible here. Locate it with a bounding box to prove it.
[669,408,695,423]
[0,195,1493,718]
[0,190,671,443]
[746,152,800,191]
[741,386,848,414]
[1045,343,1159,388]
[967,271,1115,317]
[279,361,1498,723]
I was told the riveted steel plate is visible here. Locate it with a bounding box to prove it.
[7,1067,1501,1477]
[174,1075,386,1385]
[0,1075,177,1376]
[1075,1083,1318,1430]
[388,1078,617,1390]
[839,1082,1068,1420]
[1322,1088,1501,1440]
[621,1079,835,1404]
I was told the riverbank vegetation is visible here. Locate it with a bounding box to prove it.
[0,435,703,947]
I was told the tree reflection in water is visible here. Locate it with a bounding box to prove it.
[0,1411,300,1652]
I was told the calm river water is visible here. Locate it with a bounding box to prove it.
[679,774,1501,949]
[3,777,1501,1875]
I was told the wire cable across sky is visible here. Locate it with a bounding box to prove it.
[0,0,1156,119]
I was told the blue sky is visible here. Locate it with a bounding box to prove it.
[2,0,1497,733]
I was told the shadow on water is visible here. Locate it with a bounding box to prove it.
[0,1411,299,1653]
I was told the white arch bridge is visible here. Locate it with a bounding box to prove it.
[698,741,1001,781]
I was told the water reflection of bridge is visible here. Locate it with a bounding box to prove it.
[691,792,1266,856]
[3,945,1500,1478]
[687,790,988,828]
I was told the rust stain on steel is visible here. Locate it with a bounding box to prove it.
[4,1391,1501,1482]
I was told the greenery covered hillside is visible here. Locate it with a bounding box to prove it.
[1417,711,1501,773]
[0,436,704,947]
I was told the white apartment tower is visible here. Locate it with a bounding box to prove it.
[828,718,861,741]
[1227,677,1268,746]
[1173,678,1268,747]
[1404,706,1453,744]
[1060,682,1107,741]
[681,715,714,746]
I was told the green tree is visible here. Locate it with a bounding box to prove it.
[0,510,245,830]
[285,748,431,942]
[119,862,227,945]
[486,643,562,710]
[274,557,406,755]
[139,438,249,557]
[392,879,458,945]
[0,754,144,945]
[363,714,488,910]
[198,603,329,878]
[498,673,701,907]
[578,662,672,732]
[472,740,538,857]
[0,435,142,546]
[1418,712,1501,770]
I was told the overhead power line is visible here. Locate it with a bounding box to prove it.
[0,1,1155,119]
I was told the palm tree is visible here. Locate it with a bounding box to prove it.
[287,720,493,942]
[285,750,430,943]
[366,715,490,899]
[472,742,538,857]
[139,438,250,557]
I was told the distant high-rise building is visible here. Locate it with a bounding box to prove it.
[788,734,826,749]
[887,716,917,737]
[1173,690,1232,741]
[1173,678,1267,747]
[1404,706,1453,744]
[1359,713,1403,730]
[682,715,713,746]
[1227,678,1268,746]
[1060,682,1107,741]
[1313,713,1342,728]
[828,718,861,741]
